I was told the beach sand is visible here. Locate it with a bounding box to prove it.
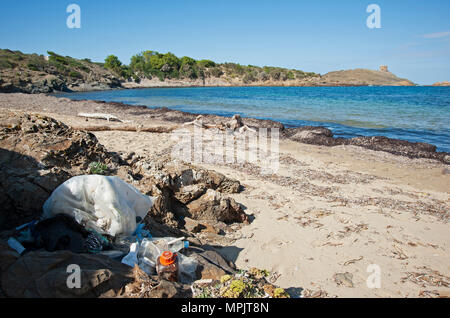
[0,93,448,298]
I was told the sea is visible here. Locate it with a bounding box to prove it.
[53,86,450,152]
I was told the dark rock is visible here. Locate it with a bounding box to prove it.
[186,245,236,280]
[283,126,338,146]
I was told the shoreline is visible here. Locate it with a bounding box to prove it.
[59,82,426,94]
[44,92,450,164]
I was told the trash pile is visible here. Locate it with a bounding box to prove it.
[6,175,199,286]
[191,267,290,298]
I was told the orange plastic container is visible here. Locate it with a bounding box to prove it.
[156,251,179,282]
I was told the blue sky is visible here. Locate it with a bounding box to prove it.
[1,0,449,84]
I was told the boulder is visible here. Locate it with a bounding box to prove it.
[187,189,247,223]
[284,126,338,146]
[174,184,206,204]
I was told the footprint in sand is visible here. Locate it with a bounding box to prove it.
[261,239,293,252]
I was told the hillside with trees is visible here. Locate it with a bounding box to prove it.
[102,50,319,86]
[0,49,415,93]
[0,49,122,93]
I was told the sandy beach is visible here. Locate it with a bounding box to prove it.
[0,93,449,298]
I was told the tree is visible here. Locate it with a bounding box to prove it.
[104,55,122,72]
[180,56,198,79]
[130,54,146,76]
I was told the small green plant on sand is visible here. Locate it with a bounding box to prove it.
[274,288,290,298]
[89,162,108,175]
[221,280,248,298]
[220,275,232,283]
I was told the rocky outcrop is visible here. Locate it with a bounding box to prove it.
[0,76,121,94]
[0,112,126,230]
[125,159,247,227]
[432,81,450,87]
[320,68,416,86]
[0,49,122,94]
[283,126,449,164]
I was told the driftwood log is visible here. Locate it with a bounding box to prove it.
[71,125,176,133]
[77,113,123,122]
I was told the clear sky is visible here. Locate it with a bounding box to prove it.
[1,0,449,84]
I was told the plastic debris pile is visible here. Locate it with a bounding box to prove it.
[7,175,198,285]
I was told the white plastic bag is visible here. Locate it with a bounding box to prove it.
[42,175,155,236]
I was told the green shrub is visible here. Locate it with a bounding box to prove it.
[48,51,69,65]
[0,59,14,69]
[88,162,108,175]
[69,71,83,79]
[104,55,122,70]
[197,59,216,68]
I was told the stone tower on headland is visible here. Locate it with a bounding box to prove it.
[379,65,389,72]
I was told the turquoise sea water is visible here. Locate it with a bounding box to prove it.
[54,86,450,152]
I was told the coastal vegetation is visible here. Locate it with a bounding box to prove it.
[0,48,416,93]
[103,50,318,83]
[0,49,97,79]
[0,49,121,93]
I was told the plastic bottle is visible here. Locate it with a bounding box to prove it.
[168,238,189,253]
[121,242,139,267]
[7,237,25,255]
[156,251,179,282]
[151,237,189,253]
